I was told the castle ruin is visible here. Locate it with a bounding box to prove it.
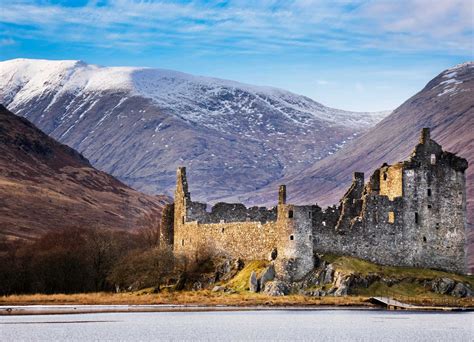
[161,128,468,279]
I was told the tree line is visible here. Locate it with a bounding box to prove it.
[0,227,192,295]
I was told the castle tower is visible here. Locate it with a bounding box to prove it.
[275,186,314,281]
[402,128,468,273]
[279,185,286,205]
[173,167,190,250]
[420,127,430,144]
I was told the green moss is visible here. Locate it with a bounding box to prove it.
[225,260,269,292]
[320,254,474,287]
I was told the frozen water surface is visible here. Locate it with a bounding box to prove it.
[0,310,472,341]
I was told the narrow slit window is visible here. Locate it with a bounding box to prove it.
[181,239,185,246]
[289,235,294,241]
[388,211,395,224]
[423,236,427,243]
[427,189,432,197]
[415,212,419,224]
[182,216,185,224]
[221,228,225,233]
[383,173,388,181]
[288,210,294,218]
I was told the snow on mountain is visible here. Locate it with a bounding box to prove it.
[0,58,389,201]
[1,59,387,130]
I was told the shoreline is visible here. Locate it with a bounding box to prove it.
[1,304,472,316]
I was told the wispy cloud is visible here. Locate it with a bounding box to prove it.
[0,38,16,46]
[1,0,472,55]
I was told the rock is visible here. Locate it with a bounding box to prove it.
[321,264,334,284]
[259,265,275,290]
[235,258,244,271]
[249,271,259,292]
[303,289,321,297]
[212,285,226,292]
[192,281,202,291]
[334,285,348,296]
[431,278,455,294]
[263,281,290,296]
[215,260,232,281]
[451,283,472,298]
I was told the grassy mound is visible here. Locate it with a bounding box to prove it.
[321,254,473,286]
[224,260,269,292]
[319,254,474,303]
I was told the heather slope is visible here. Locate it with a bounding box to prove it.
[0,105,168,240]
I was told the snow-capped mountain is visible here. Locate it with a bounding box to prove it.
[0,58,389,200]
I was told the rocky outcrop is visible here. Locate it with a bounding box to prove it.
[249,271,259,292]
[431,278,472,297]
[262,281,289,296]
[259,265,276,291]
[431,278,456,294]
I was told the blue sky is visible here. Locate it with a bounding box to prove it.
[1,0,472,111]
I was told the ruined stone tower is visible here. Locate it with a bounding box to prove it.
[161,128,468,278]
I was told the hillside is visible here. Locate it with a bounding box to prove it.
[234,62,473,270]
[0,58,388,201]
[0,105,168,240]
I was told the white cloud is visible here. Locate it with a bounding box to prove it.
[0,0,472,54]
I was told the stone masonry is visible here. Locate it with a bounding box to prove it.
[161,128,468,279]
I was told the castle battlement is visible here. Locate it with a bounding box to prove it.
[161,128,468,278]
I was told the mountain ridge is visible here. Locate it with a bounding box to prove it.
[0,58,389,201]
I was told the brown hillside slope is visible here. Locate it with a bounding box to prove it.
[0,105,169,240]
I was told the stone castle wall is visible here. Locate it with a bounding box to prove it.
[310,128,468,274]
[162,128,468,277]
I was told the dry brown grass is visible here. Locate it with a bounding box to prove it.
[2,291,472,308]
[0,291,371,307]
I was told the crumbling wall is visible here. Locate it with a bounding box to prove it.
[312,128,468,274]
[400,133,468,273]
[159,203,174,246]
[379,163,403,200]
[174,219,279,260]
[186,201,277,224]
[170,128,468,278]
